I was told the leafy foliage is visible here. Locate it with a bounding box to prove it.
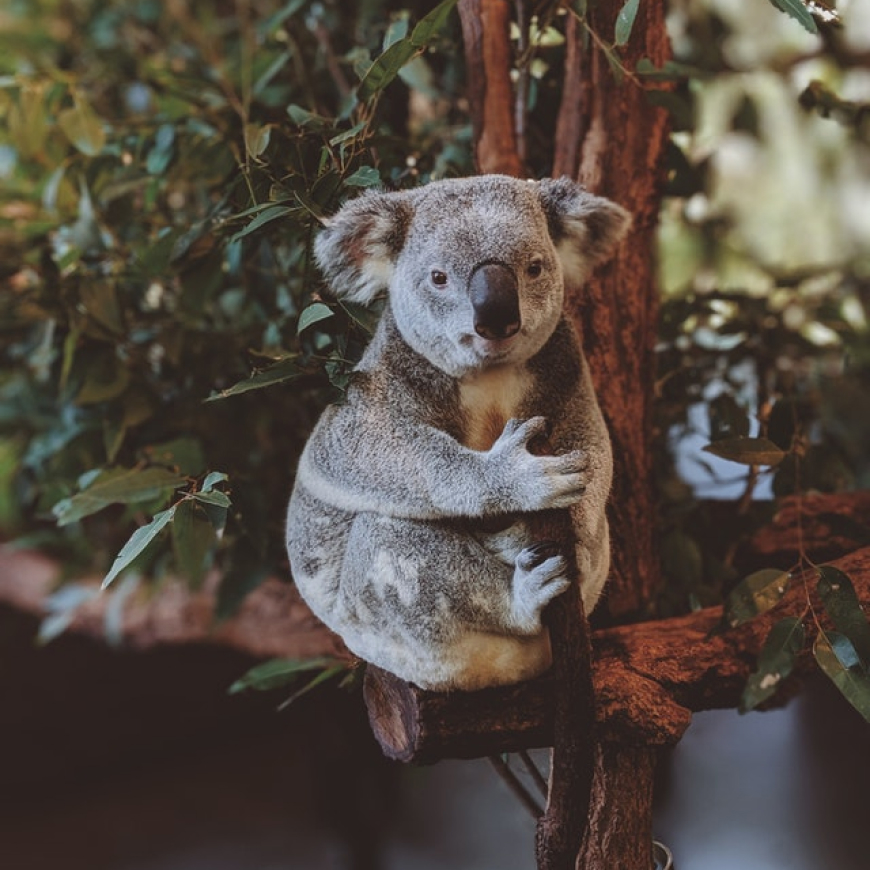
[2,0,869,723]
[0,0,472,606]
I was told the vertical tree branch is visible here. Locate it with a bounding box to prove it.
[458,0,524,176]
[552,11,584,178]
[578,743,659,869]
[514,0,529,165]
[568,1,672,618]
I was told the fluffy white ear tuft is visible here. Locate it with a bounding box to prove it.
[314,190,414,305]
[538,177,632,287]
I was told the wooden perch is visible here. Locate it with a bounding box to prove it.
[365,543,870,764]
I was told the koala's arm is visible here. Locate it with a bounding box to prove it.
[295,403,588,521]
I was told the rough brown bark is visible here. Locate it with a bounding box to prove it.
[578,743,658,870]
[552,11,584,179]
[568,3,672,619]
[744,491,870,567]
[458,0,524,176]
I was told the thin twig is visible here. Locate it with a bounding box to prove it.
[488,754,544,819]
[518,749,549,798]
[514,0,529,164]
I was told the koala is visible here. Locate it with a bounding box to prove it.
[286,175,630,691]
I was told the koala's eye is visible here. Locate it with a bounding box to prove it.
[430,270,449,287]
[527,259,544,278]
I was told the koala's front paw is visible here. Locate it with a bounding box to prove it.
[489,417,589,512]
[511,543,570,633]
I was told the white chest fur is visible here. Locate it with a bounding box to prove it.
[459,365,534,451]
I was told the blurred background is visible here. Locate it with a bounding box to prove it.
[2,0,870,867]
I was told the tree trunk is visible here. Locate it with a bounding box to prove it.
[564,2,672,619]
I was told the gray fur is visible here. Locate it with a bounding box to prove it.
[287,175,630,691]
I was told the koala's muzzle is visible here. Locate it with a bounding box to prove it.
[468,261,521,341]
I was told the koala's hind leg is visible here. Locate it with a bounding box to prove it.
[338,514,569,689]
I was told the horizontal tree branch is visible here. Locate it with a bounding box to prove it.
[364,543,870,764]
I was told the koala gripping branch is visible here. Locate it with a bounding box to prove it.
[364,544,870,867]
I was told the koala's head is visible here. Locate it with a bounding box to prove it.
[314,175,630,378]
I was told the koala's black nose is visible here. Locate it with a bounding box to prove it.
[469,262,521,341]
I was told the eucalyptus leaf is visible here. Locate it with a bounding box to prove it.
[229,656,345,693]
[276,665,347,709]
[201,471,229,493]
[724,568,790,628]
[767,0,818,34]
[345,166,381,187]
[58,98,105,156]
[53,466,186,526]
[817,566,870,669]
[814,632,870,722]
[102,506,177,589]
[614,0,640,46]
[703,437,787,467]
[171,499,215,584]
[230,205,295,242]
[358,0,458,101]
[740,616,805,712]
[205,357,301,401]
[297,302,334,334]
[193,489,231,509]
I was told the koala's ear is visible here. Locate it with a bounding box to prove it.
[314,190,414,305]
[538,177,632,285]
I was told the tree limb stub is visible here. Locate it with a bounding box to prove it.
[364,544,870,764]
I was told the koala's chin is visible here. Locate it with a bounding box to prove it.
[286,174,631,690]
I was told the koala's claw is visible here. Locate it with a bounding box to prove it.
[516,540,562,570]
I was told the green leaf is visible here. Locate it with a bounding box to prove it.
[297,302,334,334]
[767,0,818,34]
[358,39,418,102]
[201,471,229,493]
[357,0,458,101]
[703,437,787,467]
[614,0,640,46]
[636,58,711,82]
[286,104,333,128]
[229,656,344,693]
[244,123,271,159]
[53,466,187,526]
[172,499,215,584]
[740,616,805,713]
[102,506,176,589]
[345,166,381,187]
[58,97,106,156]
[814,632,870,722]
[725,568,790,628]
[193,489,231,509]
[205,357,301,401]
[276,665,347,709]
[409,0,459,47]
[817,566,870,669]
[230,205,295,242]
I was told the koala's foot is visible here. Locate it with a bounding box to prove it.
[511,542,570,633]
